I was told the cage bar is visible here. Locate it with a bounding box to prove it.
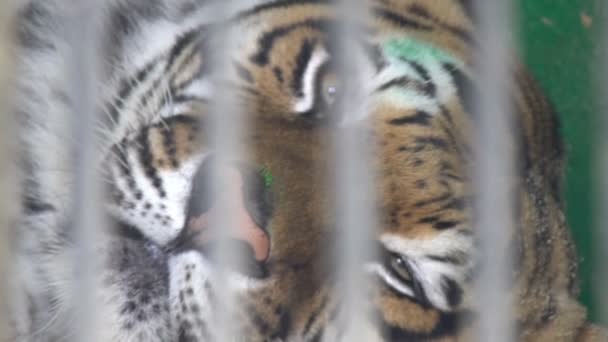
[330,0,378,340]
[0,1,18,340]
[472,0,516,341]
[203,1,250,340]
[64,2,105,341]
[596,2,608,327]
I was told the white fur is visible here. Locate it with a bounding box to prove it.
[372,231,475,311]
[293,47,330,114]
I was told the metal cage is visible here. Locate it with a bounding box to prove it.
[0,0,605,341]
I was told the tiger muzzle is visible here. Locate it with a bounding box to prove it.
[171,157,274,278]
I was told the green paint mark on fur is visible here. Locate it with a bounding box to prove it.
[259,167,274,188]
[383,37,462,67]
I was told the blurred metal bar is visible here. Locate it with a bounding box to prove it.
[205,1,249,340]
[331,0,378,340]
[65,2,104,341]
[473,0,516,341]
[596,1,608,327]
[0,1,18,340]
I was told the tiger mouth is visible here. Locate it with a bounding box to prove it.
[171,157,274,279]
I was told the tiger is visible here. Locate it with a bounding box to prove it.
[10,0,608,341]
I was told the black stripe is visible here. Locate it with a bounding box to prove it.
[445,24,473,45]
[114,221,146,242]
[166,29,201,72]
[292,38,317,96]
[246,303,271,335]
[379,311,462,342]
[406,60,436,97]
[170,62,207,95]
[373,7,434,31]
[439,196,468,211]
[145,32,206,116]
[440,276,463,307]
[234,61,254,84]
[109,181,126,205]
[250,19,330,66]
[160,122,179,172]
[138,69,175,115]
[237,0,329,20]
[426,253,466,265]
[171,52,207,91]
[438,105,455,125]
[413,193,451,208]
[108,58,159,123]
[309,330,323,342]
[273,66,284,84]
[442,63,475,117]
[171,94,209,105]
[514,74,545,175]
[18,3,56,50]
[23,200,55,214]
[406,4,432,19]
[539,294,557,327]
[168,29,209,92]
[240,85,262,98]
[271,308,292,340]
[136,128,165,198]
[375,76,427,94]
[439,161,456,177]
[112,143,142,203]
[406,4,473,44]
[418,216,440,224]
[163,114,200,126]
[302,295,328,336]
[414,136,449,151]
[433,220,461,230]
[113,142,130,176]
[362,42,387,72]
[387,111,432,126]
[438,105,473,166]
[456,0,474,20]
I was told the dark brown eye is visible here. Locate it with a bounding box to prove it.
[389,254,413,283]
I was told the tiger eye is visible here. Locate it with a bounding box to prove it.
[325,86,337,104]
[320,72,339,107]
[390,255,413,283]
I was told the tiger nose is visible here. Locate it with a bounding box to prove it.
[185,165,271,262]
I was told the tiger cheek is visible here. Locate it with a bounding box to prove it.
[378,292,442,333]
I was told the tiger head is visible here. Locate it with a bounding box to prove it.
[16,0,599,341]
[100,1,482,340]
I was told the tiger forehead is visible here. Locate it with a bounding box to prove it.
[234,0,473,61]
[220,1,474,117]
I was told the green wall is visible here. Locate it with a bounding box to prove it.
[519,0,599,322]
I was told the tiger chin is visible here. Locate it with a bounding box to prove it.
[10,0,607,341]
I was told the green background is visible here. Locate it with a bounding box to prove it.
[519,0,600,322]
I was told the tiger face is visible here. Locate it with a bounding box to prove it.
[99,2,478,340]
[14,0,604,341]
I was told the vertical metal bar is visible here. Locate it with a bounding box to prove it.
[596,1,608,327]
[205,1,248,340]
[0,1,18,340]
[331,0,378,340]
[473,0,515,341]
[65,2,104,341]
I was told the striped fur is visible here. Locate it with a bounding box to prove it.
[11,0,606,341]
